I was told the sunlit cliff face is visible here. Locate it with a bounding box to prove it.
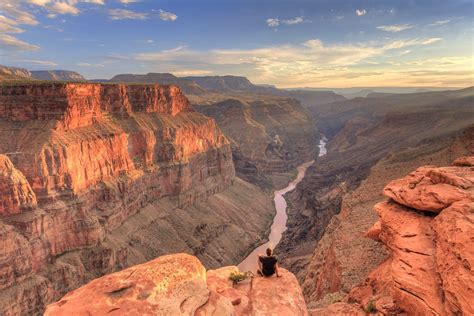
[0,82,236,313]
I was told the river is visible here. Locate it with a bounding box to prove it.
[238,137,327,272]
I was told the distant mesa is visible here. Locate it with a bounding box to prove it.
[0,65,85,82]
[30,70,86,82]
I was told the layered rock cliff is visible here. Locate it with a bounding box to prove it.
[0,83,275,315]
[45,253,309,316]
[195,96,319,189]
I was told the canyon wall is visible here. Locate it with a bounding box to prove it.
[194,96,319,189]
[0,83,275,315]
[276,89,474,309]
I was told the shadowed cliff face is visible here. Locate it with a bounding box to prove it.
[195,96,319,189]
[0,83,275,315]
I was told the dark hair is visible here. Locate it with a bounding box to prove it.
[266,248,272,256]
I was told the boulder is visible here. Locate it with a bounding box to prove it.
[383,165,473,212]
[45,254,309,315]
[352,158,474,315]
[45,253,210,316]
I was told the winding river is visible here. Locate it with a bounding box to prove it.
[238,138,327,272]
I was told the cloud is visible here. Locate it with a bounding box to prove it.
[15,59,58,66]
[383,38,442,50]
[377,24,415,32]
[266,16,306,27]
[171,69,213,76]
[49,2,80,15]
[0,1,38,25]
[27,0,51,6]
[429,19,451,26]
[356,9,367,16]
[0,34,40,51]
[78,62,105,67]
[266,18,279,27]
[119,0,141,3]
[159,9,177,21]
[134,39,383,86]
[0,16,25,33]
[109,9,147,20]
[131,36,470,88]
[26,0,105,17]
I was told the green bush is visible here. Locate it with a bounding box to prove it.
[366,299,377,314]
[228,271,250,283]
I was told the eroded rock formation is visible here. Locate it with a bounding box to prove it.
[353,159,474,315]
[0,83,275,315]
[315,157,473,315]
[45,253,309,316]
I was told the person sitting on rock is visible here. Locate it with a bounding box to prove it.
[257,248,281,277]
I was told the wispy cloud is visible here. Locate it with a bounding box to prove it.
[356,9,367,16]
[266,16,306,27]
[429,20,451,26]
[119,0,141,3]
[0,34,40,51]
[109,9,147,20]
[377,24,415,32]
[27,0,104,16]
[78,62,105,67]
[158,9,177,21]
[383,38,442,50]
[14,59,58,66]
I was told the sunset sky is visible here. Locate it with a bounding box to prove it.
[0,0,473,88]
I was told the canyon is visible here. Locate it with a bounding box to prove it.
[0,68,473,315]
[0,82,279,315]
[44,156,473,315]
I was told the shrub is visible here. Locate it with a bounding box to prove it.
[366,299,377,314]
[229,271,250,283]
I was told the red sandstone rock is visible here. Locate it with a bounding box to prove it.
[250,268,308,315]
[383,165,473,212]
[308,302,365,316]
[0,155,36,215]
[431,199,474,315]
[45,253,210,315]
[353,158,474,315]
[45,254,309,316]
[0,83,235,314]
[365,219,382,242]
[453,156,474,167]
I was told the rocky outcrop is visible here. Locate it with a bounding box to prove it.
[0,155,37,215]
[353,159,473,315]
[329,158,473,315]
[45,253,308,315]
[0,83,276,315]
[303,158,473,315]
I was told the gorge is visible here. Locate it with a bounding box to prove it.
[238,138,327,273]
[0,70,472,316]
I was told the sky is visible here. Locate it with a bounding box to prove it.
[0,0,473,88]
